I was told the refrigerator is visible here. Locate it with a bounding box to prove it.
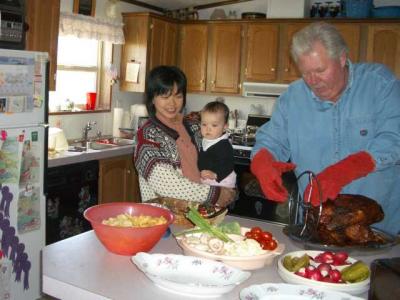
[0,49,48,300]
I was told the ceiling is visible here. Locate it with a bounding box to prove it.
[121,0,252,12]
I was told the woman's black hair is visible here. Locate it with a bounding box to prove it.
[145,65,187,117]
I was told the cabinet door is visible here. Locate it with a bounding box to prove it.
[208,23,242,94]
[244,24,279,82]
[178,24,208,92]
[334,23,360,62]
[281,23,309,83]
[99,156,140,204]
[366,24,400,78]
[149,18,178,70]
[120,15,149,92]
[25,0,60,91]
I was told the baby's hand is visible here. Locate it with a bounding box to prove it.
[201,170,217,180]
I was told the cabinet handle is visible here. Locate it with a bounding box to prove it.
[270,68,275,72]
[200,79,205,83]
[284,68,289,72]
[211,80,216,86]
[127,169,131,174]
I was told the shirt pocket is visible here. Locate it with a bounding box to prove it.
[345,115,376,152]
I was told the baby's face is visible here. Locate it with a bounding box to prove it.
[200,111,227,140]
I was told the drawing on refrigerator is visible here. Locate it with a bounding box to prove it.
[0,49,49,300]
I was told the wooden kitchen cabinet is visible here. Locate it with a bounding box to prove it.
[178,24,208,92]
[25,0,60,91]
[365,24,400,78]
[120,13,178,92]
[98,155,141,204]
[243,23,279,82]
[333,23,361,62]
[207,23,242,94]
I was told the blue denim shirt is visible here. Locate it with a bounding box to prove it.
[252,62,400,235]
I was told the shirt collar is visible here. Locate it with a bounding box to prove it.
[202,132,229,151]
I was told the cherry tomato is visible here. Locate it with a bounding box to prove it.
[250,226,262,234]
[259,239,270,250]
[260,231,273,241]
[251,232,261,241]
[266,239,277,250]
[245,232,253,239]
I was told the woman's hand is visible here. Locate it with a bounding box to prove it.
[216,187,236,208]
[201,170,217,180]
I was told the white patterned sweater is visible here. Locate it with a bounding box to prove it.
[134,117,220,205]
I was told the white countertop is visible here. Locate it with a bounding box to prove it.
[48,145,135,168]
[42,215,400,300]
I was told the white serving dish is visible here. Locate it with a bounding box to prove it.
[176,227,284,270]
[132,252,251,298]
[277,250,370,295]
[240,283,364,300]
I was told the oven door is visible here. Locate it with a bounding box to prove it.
[228,157,297,225]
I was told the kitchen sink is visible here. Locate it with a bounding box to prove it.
[68,137,135,152]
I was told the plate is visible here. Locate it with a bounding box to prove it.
[240,283,364,300]
[277,250,369,295]
[131,252,251,298]
[284,225,398,254]
[176,227,285,270]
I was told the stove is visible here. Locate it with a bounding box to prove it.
[232,144,252,160]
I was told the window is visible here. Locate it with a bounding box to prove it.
[49,36,112,113]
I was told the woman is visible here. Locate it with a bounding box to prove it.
[134,66,236,217]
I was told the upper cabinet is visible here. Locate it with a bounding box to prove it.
[178,24,208,92]
[207,23,242,94]
[243,24,279,82]
[280,23,308,83]
[119,13,178,92]
[333,23,361,62]
[178,22,242,94]
[366,24,400,78]
[25,0,60,91]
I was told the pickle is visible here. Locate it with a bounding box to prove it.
[341,261,370,283]
[292,254,310,272]
[283,255,294,271]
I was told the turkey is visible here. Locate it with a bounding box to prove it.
[308,194,386,246]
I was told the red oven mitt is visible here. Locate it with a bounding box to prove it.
[304,151,375,206]
[250,148,296,202]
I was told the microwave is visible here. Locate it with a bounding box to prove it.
[0,0,26,49]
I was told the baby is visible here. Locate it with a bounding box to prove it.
[198,101,236,188]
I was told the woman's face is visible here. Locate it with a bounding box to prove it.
[153,84,184,122]
[297,41,347,102]
[200,111,227,140]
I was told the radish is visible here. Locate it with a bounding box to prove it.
[317,263,332,277]
[295,267,307,278]
[304,265,316,279]
[315,251,335,264]
[308,269,323,281]
[332,251,349,265]
[328,269,342,283]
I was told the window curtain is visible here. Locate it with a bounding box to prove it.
[59,12,125,44]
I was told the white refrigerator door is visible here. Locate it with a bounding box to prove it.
[0,126,46,300]
[0,49,48,127]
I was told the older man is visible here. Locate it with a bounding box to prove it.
[251,22,400,235]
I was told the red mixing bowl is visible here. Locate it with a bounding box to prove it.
[84,202,174,255]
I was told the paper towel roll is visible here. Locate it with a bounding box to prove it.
[113,108,124,137]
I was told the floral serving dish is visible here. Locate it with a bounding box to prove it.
[131,252,251,298]
[277,250,370,295]
[240,283,363,300]
[176,227,285,270]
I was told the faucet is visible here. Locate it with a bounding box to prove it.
[82,121,97,148]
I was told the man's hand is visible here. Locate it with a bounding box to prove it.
[304,151,375,206]
[216,187,236,208]
[250,148,296,202]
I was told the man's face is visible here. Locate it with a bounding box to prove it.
[297,42,347,102]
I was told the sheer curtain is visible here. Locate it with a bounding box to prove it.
[59,11,125,44]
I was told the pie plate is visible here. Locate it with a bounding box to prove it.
[240,283,364,300]
[277,250,370,295]
[131,252,251,298]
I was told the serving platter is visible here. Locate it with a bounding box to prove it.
[176,227,285,270]
[284,225,399,254]
[277,250,369,295]
[240,283,364,300]
[131,252,251,298]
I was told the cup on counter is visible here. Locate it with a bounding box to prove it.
[86,92,97,110]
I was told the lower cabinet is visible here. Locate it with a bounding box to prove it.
[98,155,141,204]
